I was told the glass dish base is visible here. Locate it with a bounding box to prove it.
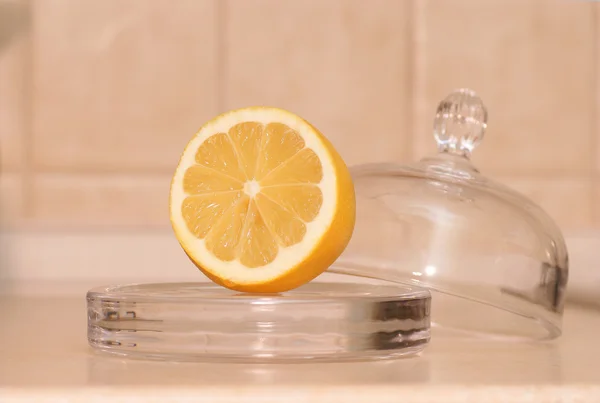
[87,279,431,363]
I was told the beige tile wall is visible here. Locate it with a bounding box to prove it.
[0,0,598,232]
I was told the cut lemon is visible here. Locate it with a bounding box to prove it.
[170,107,355,293]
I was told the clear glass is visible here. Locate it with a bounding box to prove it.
[335,89,568,340]
[87,272,431,362]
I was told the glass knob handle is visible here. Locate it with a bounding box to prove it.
[433,89,488,158]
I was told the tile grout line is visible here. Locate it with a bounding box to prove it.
[410,0,427,162]
[402,0,415,164]
[215,0,227,113]
[21,0,35,220]
[21,169,594,181]
[591,3,599,225]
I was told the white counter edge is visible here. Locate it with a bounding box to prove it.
[0,229,598,306]
[2,385,600,403]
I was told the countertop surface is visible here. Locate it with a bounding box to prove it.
[1,293,600,402]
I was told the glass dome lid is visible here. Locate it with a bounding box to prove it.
[332,89,568,341]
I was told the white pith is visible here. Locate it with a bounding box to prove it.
[170,108,338,284]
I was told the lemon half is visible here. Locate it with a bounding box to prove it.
[170,107,355,293]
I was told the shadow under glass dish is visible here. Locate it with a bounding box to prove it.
[87,276,431,363]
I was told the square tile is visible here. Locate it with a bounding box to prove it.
[32,0,218,172]
[593,179,600,227]
[0,174,22,285]
[597,2,600,175]
[0,174,24,227]
[31,174,171,228]
[0,0,29,171]
[412,0,595,175]
[224,0,412,166]
[498,176,593,231]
